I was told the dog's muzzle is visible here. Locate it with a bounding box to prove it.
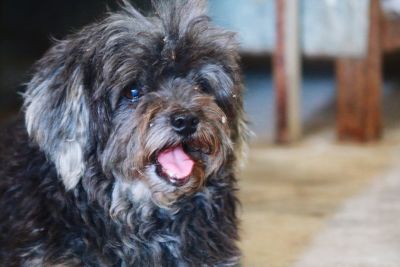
[153,113,203,186]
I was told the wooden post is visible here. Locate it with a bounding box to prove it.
[336,0,382,142]
[274,0,301,144]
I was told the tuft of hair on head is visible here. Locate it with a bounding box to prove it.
[117,0,152,26]
[151,0,208,37]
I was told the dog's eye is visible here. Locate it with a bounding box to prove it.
[198,79,213,94]
[123,85,142,103]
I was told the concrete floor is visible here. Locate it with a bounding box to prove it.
[295,164,400,267]
[239,126,400,267]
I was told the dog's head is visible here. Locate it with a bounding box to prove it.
[24,0,247,207]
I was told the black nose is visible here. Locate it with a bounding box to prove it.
[171,113,199,136]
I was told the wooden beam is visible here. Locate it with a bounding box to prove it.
[336,0,382,142]
[382,15,400,53]
[274,0,301,144]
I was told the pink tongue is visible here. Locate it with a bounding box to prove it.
[157,145,194,179]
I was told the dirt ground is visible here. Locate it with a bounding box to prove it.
[239,126,400,267]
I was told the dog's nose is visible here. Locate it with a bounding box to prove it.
[171,113,199,136]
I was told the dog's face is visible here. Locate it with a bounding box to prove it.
[24,0,246,207]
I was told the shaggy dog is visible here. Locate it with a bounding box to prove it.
[0,0,247,266]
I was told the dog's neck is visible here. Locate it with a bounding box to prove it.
[110,179,154,220]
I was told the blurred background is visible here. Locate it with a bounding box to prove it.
[1,0,400,266]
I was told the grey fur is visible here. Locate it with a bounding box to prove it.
[0,1,248,266]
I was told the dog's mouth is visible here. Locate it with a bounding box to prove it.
[155,144,195,186]
[154,142,210,186]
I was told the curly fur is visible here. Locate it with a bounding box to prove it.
[0,1,248,266]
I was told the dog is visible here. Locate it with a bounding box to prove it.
[0,0,248,266]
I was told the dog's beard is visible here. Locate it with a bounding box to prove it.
[102,91,233,209]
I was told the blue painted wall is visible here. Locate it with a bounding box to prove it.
[209,0,370,58]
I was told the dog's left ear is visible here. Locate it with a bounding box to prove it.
[24,42,90,190]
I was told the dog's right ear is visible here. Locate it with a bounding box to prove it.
[24,41,90,190]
